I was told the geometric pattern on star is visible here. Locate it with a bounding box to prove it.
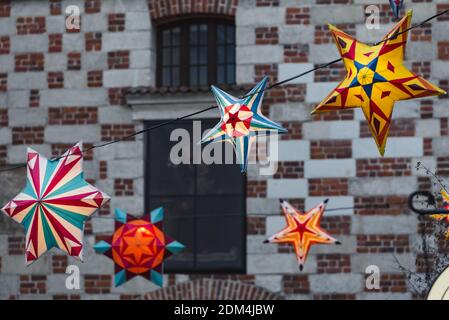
[265,199,339,271]
[201,76,287,172]
[94,207,184,287]
[312,10,446,156]
[1,142,110,265]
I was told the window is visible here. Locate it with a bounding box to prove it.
[145,120,246,273]
[157,18,236,87]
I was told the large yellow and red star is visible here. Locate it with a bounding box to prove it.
[312,10,446,155]
[265,199,339,271]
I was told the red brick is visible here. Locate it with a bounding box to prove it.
[411,23,431,42]
[247,216,266,235]
[108,87,129,106]
[255,27,278,45]
[273,161,304,179]
[360,119,415,138]
[148,0,238,20]
[0,73,6,91]
[12,127,44,145]
[101,124,135,142]
[29,89,40,108]
[49,0,62,15]
[356,158,412,178]
[314,293,356,300]
[49,107,98,125]
[365,273,408,293]
[48,33,62,53]
[438,42,449,60]
[108,50,129,69]
[114,178,134,196]
[0,36,10,54]
[85,32,102,51]
[0,0,11,17]
[87,70,103,87]
[311,140,352,159]
[355,196,409,216]
[16,16,46,35]
[108,13,125,32]
[85,0,101,14]
[315,24,355,45]
[283,44,308,63]
[312,110,354,121]
[280,121,302,140]
[47,71,64,89]
[20,275,47,294]
[15,53,44,72]
[309,178,349,196]
[256,0,279,6]
[0,109,7,127]
[52,255,68,273]
[317,254,351,274]
[84,275,111,294]
[67,52,81,70]
[246,180,266,198]
[8,236,25,255]
[282,275,309,294]
[52,143,93,160]
[357,234,410,254]
[285,7,310,25]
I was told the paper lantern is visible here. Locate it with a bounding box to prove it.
[201,76,287,172]
[312,10,446,155]
[94,207,184,287]
[1,142,110,265]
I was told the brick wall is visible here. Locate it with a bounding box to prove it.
[0,0,448,300]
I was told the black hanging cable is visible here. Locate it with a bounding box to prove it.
[0,9,448,174]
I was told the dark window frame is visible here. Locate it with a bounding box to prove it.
[144,119,247,274]
[156,15,236,88]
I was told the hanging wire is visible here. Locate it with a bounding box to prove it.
[0,8,448,174]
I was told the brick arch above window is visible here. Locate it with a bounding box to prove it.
[142,279,284,300]
[147,0,238,22]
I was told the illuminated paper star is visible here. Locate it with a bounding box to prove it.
[201,76,287,172]
[265,199,340,271]
[94,207,184,287]
[1,142,110,265]
[389,0,404,19]
[312,10,446,155]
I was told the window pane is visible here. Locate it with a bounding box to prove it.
[162,67,170,86]
[217,25,225,44]
[172,47,180,66]
[199,66,207,86]
[190,47,198,64]
[227,45,235,63]
[217,65,225,84]
[162,29,170,47]
[190,66,198,86]
[172,27,180,46]
[190,25,198,45]
[227,25,235,44]
[227,64,235,84]
[162,48,170,66]
[172,66,180,86]
[148,124,195,194]
[152,196,195,270]
[199,46,208,64]
[199,24,208,45]
[217,45,225,64]
[195,196,245,270]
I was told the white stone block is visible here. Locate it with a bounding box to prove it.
[351,253,416,273]
[101,0,148,12]
[103,69,151,88]
[309,44,340,63]
[8,108,48,126]
[269,103,312,122]
[2,255,51,274]
[130,50,152,69]
[91,217,114,234]
[351,215,418,234]
[45,53,68,71]
[45,125,100,143]
[393,100,421,119]
[12,1,49,16]
[40,89,107,107]
[0,55,14,73]
[8,144,51,164]
[309,274,363,293]
[0,18,16,35]
[302,121,360,140]
[46,16,66,34]
[64,71,87,89]
[311,5,364,24]
[126,12,151,31]
[237,45,283,64]
[236,26,255,46]
[110,196,144,214]
[236,64,254,84]
[415,119,441,138]
[82,52,108,70]
[306,82,339,103]
[0,275,18,296]
[432,61,449,80]
[111,276,160,294]
[107,159,143,179]
[349,177,418,196]
[247,198,280,215]
[279,63,314,84]
[433,137,449,157]
[247,235,278,254]
[0,127,11,144]
[406,42,437,61]
[266,216,285,236]
[8,73,47,90]
[267,179,308,198]
[236,8,284,27]
[279,25,314,45]
[62,33,85,52]
[305,159,356,178]
[255,275,282,293]
[47,274,81,294]
[352,137,423,159]
[82,13,108,32]
[278,140,310,161]
[7,90,30,108]
[311,235,356,254]
[98,106,132,123]
[113,141,144,159]
[103,32,151,51]
[305,196,354,216]
[247,254,316,274]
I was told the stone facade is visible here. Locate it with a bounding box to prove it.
[0,0,448,300]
